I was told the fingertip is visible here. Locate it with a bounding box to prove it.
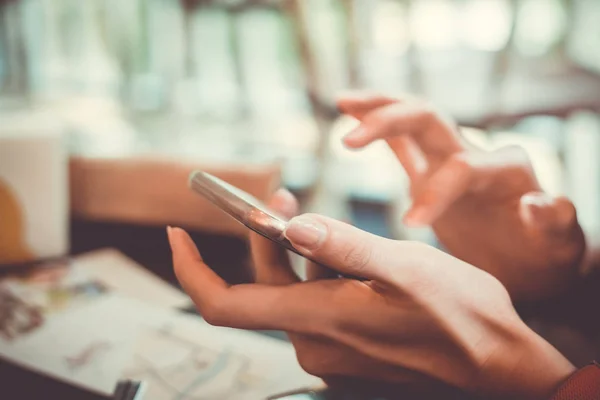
[284,214,327,252]
[342,126,369,148]
[269,188,299,219]
[336,90,372,107]
[519,193,578,232]
[342,136,362,149]
[169,227,203,263]
[335,98,353,114]
[403,207,430,227]
[552,196,577,228]
[336,91,396,115]
[520,193,552,223]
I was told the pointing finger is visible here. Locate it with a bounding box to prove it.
[336,92,399,120]
[168,227,336,332]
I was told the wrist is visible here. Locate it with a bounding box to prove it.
[492,322,575,399]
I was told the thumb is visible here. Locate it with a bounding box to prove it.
[283,213,397,282]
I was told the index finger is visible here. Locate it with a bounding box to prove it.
[168,227,335,333]
[344,102,463,160]
[336,92,399,120]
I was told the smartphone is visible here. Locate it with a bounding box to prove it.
[188,170,301,255]
[189,170,360,280]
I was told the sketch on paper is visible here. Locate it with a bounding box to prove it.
[0,260,107,341]
[0,285,43,340]
[125,325,267,400]
[123,314,322,400]
[0,262,133,396]
[65,341,113,371]
[0,252,320,397]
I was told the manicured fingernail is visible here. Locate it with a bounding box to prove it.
[520,194,576,230]
[274,187,293,197]
[269,188,299,219]
[520,193,553,225]
[343,127,365,146]
[273,188,293,205]
[166,226,174,244]
[284,216,326,250]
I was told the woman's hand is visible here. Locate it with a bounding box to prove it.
[168,190,575,399]
[337,93,586,300]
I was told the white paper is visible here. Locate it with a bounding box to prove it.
[75,248,191,309]
[123,309,323,400]
[0,292,139,395]
[0,254,322,398]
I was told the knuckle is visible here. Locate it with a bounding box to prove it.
[551,196,579,230]
[503,144,529,159]
[449,152,474,173]
[341,241,373,272]
[446,153,481,191]
[497,145,537,188]
[363,109,388,129]
[390,241,436,287]
[497,144,534,170]
[296,352,322,376]
[366,103,403,126]
[404,240,429,252]
[296,351,333,377]
[400,241,433,262]
[199,298,227,327]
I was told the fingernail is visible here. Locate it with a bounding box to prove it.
[521,194,576,231]
[274,187,293,197]
[166,226,174,244]
[520,193,552,224]
[270,188,298,218]
[274,187,296,205]
[404,207,431,227]
[343,126,365,146]
[284,216,326,250]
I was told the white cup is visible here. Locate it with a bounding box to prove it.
[0,110,68,265]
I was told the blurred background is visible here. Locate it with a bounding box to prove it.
[3,0,600,240]
[1,0,600,270]
[2,0,600,398]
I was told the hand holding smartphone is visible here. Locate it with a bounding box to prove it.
[189,170,361,280]
[188,170,301,255]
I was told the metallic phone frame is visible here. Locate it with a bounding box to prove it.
[188,170,301,255]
